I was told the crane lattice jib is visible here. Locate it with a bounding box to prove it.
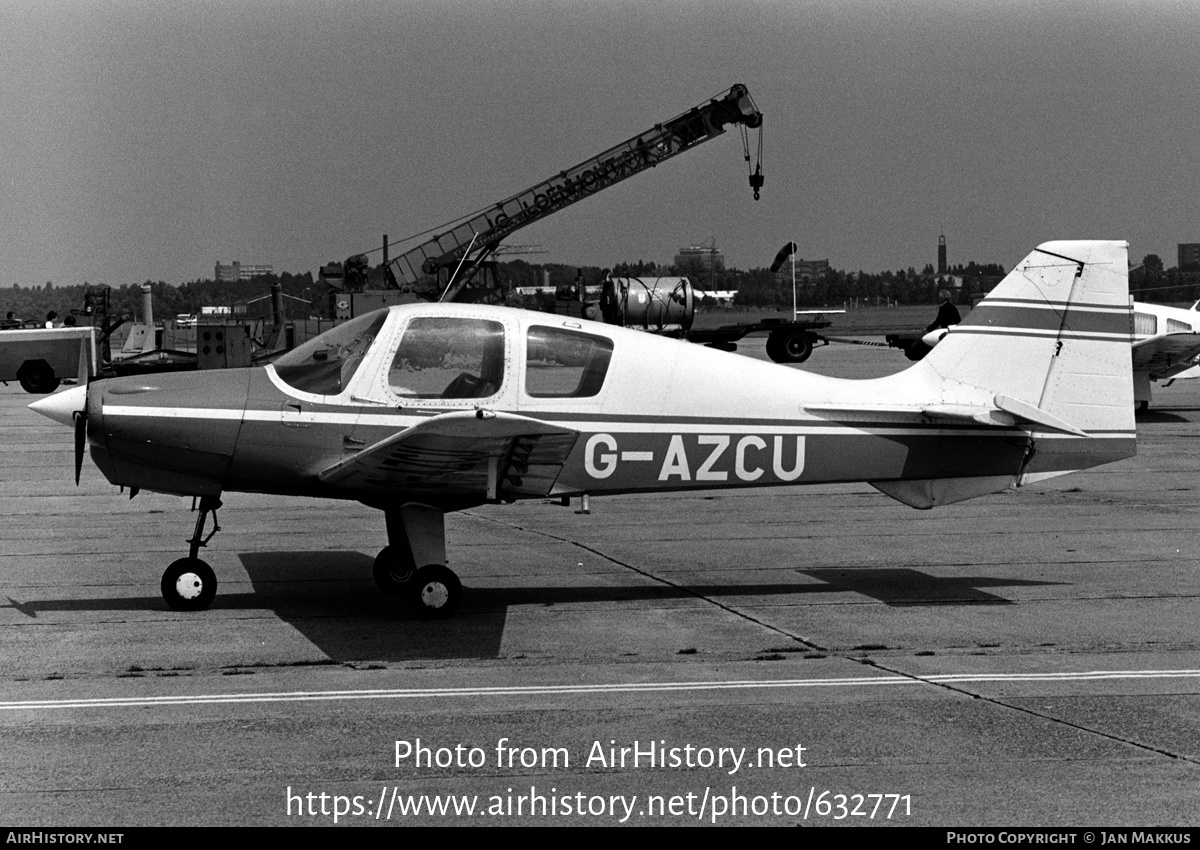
[387,84,762,289]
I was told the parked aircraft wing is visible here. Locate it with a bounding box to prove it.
[1131,332,1200,380]
[318,410,579,500]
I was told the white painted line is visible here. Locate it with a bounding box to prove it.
[3,669,1198,712]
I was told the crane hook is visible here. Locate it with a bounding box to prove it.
[749,164,764,201]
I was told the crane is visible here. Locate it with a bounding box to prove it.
[346,84,763,302]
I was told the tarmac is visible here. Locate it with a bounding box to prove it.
[1,338,1198,827]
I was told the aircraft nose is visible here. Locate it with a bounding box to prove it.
[28,384,88,427]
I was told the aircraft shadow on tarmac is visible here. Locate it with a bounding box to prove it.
[1135,408,1193,423]
[5,553,1069,663]
[796,568,1062,606]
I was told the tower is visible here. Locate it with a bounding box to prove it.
[938,234,947,275]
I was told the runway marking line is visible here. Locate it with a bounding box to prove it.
[2,669,1199,711]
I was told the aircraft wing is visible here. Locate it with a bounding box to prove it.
[1131,332,1200,380]
[318,410,579,500]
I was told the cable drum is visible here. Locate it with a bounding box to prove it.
[611,277,695,332]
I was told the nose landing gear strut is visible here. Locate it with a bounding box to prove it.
[161,495,222,611]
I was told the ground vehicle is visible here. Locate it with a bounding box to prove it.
[526,275,836,364]
[688,315,832,363]
[0,326,95,393]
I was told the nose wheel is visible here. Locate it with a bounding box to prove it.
[162,558,217,611]
[161,495,222,611]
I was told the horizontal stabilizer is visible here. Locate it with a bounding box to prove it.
[990,394,1086,436]
[806,394,1087,436]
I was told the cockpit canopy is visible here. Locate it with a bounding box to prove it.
[271,307,615,402]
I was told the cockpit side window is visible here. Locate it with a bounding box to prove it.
[272,310,388,396]
[525,326,613,398]
[389,317,505,399]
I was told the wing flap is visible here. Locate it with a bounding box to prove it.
[319,410,579,500]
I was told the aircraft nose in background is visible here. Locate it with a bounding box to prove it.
[28,384,88,427]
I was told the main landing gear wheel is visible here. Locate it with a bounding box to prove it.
[373,545,416,595]
[408,565,462,618]
[765,331,813,364]
[161,557,217,611]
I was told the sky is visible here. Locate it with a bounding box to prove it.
[2,0,1198,288]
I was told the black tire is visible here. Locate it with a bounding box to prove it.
[18,361,60,394]
[407,565,462,618]
[161,557,217,611]
[373,545,416,595]
[766,331,813,364]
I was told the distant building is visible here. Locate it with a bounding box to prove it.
[693,289,738,305]
[1179,243,1200,270]
[933,273,964,292]
[773,258,830,284]
[674,244,725,272]
[215,260,273,282]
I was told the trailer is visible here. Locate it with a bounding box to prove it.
[544,276,839,364]
[684,315,834,363]
[0,326,96,393]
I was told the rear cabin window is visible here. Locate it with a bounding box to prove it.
[389,317,505,399]
[525,326,613,398]
[273,310,388,396]
[1167,318,1192,334]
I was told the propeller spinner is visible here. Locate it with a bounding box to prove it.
[28,385,90,485]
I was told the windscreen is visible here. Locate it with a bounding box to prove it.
[272,310,388,395]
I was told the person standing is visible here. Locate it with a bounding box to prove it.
[926,289,960,333]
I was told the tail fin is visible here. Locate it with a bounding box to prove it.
[865,240,1136,508]
[922,240,1134,437]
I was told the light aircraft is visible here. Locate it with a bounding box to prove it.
[919,299,1200,411]
[31,240,1137,617]
[1128,301,1200,410]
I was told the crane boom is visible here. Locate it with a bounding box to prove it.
[381,84,763,300]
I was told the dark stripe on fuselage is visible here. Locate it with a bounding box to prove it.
[948,328,1128,343]
[960,303,1131,335]
[552,429,1136,497]
[978,297,1126,311]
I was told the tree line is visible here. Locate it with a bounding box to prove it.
[3,272,316,325]
[6,253,1195,325]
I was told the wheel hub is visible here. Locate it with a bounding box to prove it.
[174,573,205,600]
[420,581,449,609]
